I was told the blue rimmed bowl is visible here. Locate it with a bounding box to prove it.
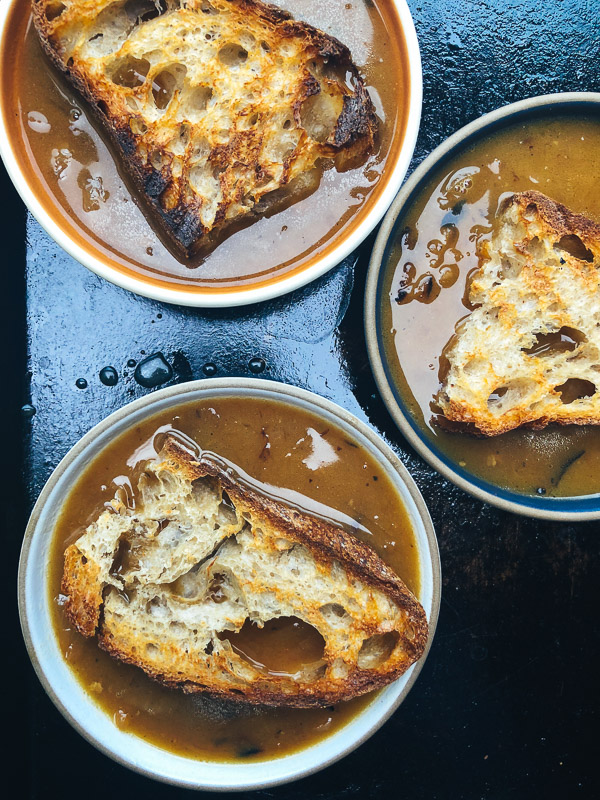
[365,92,600,520]
[19,378,440,790]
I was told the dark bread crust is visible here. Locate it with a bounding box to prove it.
[62,544,105,637]
[504,190,600,244]
[32,0,377,257]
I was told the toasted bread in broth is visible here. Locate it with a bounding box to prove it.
[438,191,600,435]
[33,0,377,256]
[62,437,428,707]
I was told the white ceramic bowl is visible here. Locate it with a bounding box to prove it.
[0,0,422,308]
[19,378,440,790]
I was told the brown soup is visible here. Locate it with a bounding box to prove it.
[2,0,409,293]
[50,395,421,761]
[381,111,600,497]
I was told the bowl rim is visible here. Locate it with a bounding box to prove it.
[18,377,441,791]
[0,0,422,309]
[365,91,600,521]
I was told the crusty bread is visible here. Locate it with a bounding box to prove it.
[33,0,376,256]
[438,191,600,435]
[62,437,427,707]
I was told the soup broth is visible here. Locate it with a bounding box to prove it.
[2,0,409,292]
[50,395,421,761]
[381,112,600,497]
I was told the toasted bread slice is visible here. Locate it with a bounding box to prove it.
[61,437,427,707]
[437,191,600,435]
[33,0,376,256]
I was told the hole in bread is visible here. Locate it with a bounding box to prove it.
[404,622,417,641]
[165,124,190,157]
[556,234,594,263]
[498,255,525,281]
[84,1,166,58]
[487,387,508,406]
[357,632,400,670]
[201,0,220,13]
[486,378,537,412]
[125,96,141,111]
[130,117,148,135]
[45,1,66,21]
[462,357,488,376]
[522,327,587,358]
[523,236,546,259]
[152,65,187,110]
[300,91,343,143]
[124,0,168,24]
[217,497,237,525]
[206,573,230,603]
[239,32,256,50]
[219,617,326,677]
[146,642,159,655]
[179,86,214,122]
[212,162,227,180]
[150,148,170,170]
[568,343,600,363]
[191,85,214,111]
[189,164,221,223]
[319,603,349,619]
[218,43,248,67]
[155,518,170,534]
[204,640,214,655]
[110,538,139,577]
[262,131,298,164]
[109,55,151,88]
[554,379,597,404]
[261,41,271,52]
[190,136,211,162]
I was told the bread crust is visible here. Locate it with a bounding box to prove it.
[32,0,377,256]
[438,191,600,435]
[61,437,428,707]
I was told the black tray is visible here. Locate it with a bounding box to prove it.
[5,1,599,798]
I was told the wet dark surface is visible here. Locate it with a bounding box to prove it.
[3,1,599,798]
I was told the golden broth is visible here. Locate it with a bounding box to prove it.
[381,112,600,497]
[50,395,421,761]
[2,0,409,292]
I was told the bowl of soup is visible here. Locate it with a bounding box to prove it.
[365,92,600,519]
[19,378,440,789]
[0,0,421,307]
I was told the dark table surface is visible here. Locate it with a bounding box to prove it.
[4,1,600,798]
